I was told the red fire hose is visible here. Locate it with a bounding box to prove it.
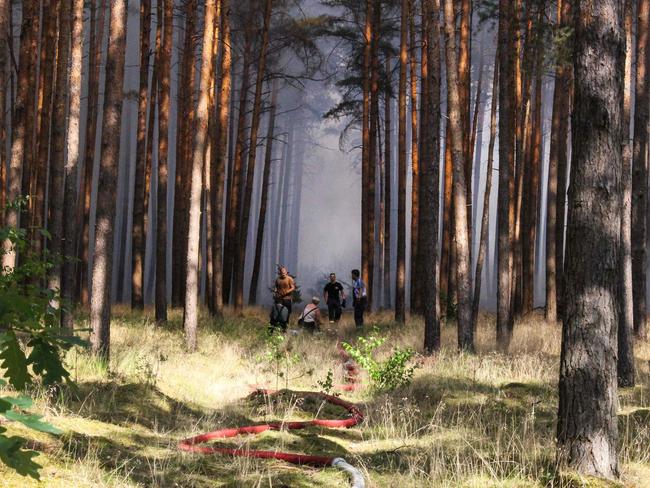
[178,340,366,486]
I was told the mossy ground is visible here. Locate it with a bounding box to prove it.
[1,307,649,487]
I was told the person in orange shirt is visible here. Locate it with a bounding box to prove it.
[273,265,296,317]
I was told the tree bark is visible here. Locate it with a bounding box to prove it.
[497,0,516,351]
[90,0,128,361]
[61,0,85,328]
[172,0,198,308]
[619,0,635,388]
[361,0,372,309]
[249,80,278,304]
[78,0,106,305]
[472,53,498,330]
[395,0,408,324]
[383,54,392,309]
[155,0,172,324]
[210,0,231,317]
[408,0,420,314]
[184,0,219,351]
[0,0,7,226]
[557,0,623,478]
[422,0,441,354]
[632,0,649,340]
[3,0,38,271]
[232,0,273,310]
[32,0,58,259]
[48,0,72,301]
[442,0,473,352]
[132,0,152,310]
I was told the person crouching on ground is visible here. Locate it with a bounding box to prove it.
[273,265,296,319]
[299,297,322,334]
[351,269,367,328]
[323,272,345,323]
[269,297,289,333]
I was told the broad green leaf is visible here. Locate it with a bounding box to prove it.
[0,434,42,479]
[0,332,30,390]
[2,411,61,435]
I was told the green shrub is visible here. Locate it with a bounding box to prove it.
[0,207,81,479]
[342,328,417,391]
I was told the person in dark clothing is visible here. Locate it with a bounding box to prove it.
[350,269,367,328]
[269,297,289,333]
[323,273,346,323]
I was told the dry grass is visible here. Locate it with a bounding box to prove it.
[1,306,649,487]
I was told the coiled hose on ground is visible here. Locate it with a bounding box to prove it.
[178,341,366,487]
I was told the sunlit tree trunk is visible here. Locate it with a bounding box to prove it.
[497,0,516,351]
[79,0,107,304]
[48,0,71,300]
[184,0,219,351]
[223,18,253,304]
[155,0,172,324]
[3,0,39,271]
[249,80,278,305]
[61,0,85,328]
[90,0,128,360]
[132,0,152,310]
[459,0,471,239]
[472,53,498,329]
[32,0,58,259]
[368,0,380,308]
[632,0,649,340]
[619,0,635,388]
[422,0,441,353]
[408,0,419,314]
[557,0,623,478]
[395,0,408,323]
[442,0,473,352]
[210,0,231,317]
[232,0,273,310]
[172,0,198,308]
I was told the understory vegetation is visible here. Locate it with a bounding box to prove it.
[0,308,648,487]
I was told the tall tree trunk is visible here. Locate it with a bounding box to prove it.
[557,0,623,478]
[18,1,40,244]
[79,0,107,305]
[368,0,380,308]
[497,0,516,351]
[223,21,253,304]
[632,0,649,340]
[90,0,128,360]
[408,1,420,314]
[383,55,392,309]
[555,0,573,320]
[422,0,441,353]
[61,0,85,328]
[617,0,636,387]
[0,0,7,226]
[472,53,498,329]
[32,0,58,259]
[155,0,172,324]
[3,0,38,271]
[395,0,408,323]
[249,80,278,304]
[172,0,198,308]
[232,0,273,310]
[132,0,152,310]
[618,0,635,388]
[210,0,231,317]
[361,0,372,308]
[546,0,566,323]
[184,0,219,351]
[442,0,473,352]
[48,0,72,301]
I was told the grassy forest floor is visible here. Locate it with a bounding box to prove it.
[1,306,650,487]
